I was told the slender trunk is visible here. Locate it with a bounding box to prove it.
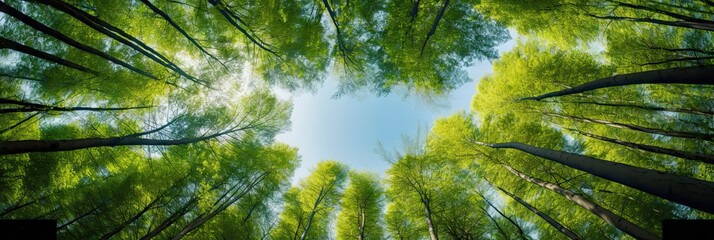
[359,208,365,240]
[320,0,354,67]
[420,0,449,55]
[0,112,40,135]
[496,187,581,240]
[422,199,439,240]
[588,14,714,31]
[0,98,152,114]
[0,37,95,73]
[0,1,158,79]
[566,127,714,164]
[139,198,197,240]
[501,164,659,240]
[37,0,206,85]
[57,206,99,231]
[0,125,248,155]
[519,65,714,101]
[170,173,268,239]
[546,112,714,141]
[99,195,163,240]
[479,205,510,240]
[410,0,421,22]
[479,141,714,213]
[475,191,526,239]
[138,0,225,68]
[557,100,714,116]
[300,210,318,240]
[612,1,714,27]
[639,56,714,66]
[207,0,281,59]
[0,199,37,217]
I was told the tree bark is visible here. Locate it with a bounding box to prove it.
[475,190,526,239]
[207,0,281,59]
[479,141,714,214]
[422,199,439,240]
[1,98,152,114]
[496,187,582,240]
[138,0,225,68]
[0,37,95,73]
[519,65,714,101]
[546,112,714,141]
[565,127,714,165]
[557,100,714,116]
[99,195,163,240]
[420,0,449,55]
[0,1,158,79]
[139,198,197,240]
[36,0,205,85]
[501,164,659,240]
[0,124,249,155]
[170,172,268,239]
[359,208,365,240]
[611,1,714,29]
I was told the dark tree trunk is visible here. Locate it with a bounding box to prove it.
[475,190,527,239]
[138,0,225,68]
[36,0,205,85]
[0,98,152,114]
[0,37,95,73]
[479,141,714,214]
[420,0,449,55]
[497,187,582,240]
[207,0,280,59]
[557,100,714,116]
[501,164,659,240]
[422,199,439,240]
[0,1,158,79]
[565,127,714,164]
[0,122,249,155]
[546,112,714,141]
[519,65,714,101]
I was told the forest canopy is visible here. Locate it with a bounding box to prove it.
[1,0,713,239]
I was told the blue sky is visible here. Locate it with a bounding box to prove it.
[276,34,516,183]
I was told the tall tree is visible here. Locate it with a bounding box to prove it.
[336,171,385,240]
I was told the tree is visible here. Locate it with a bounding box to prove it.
[272,160,349,240]
[336,171,385,240]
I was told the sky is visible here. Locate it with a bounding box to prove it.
[275,33,517,183]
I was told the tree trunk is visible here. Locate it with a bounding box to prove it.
[0,98,152,114]
[519,65,714,101]
[475,190,526,239]
[37,0,205,85]
[0,1,158,80]
[300,210,317,240]
[170,173,268,239]
[359,209,366,240]
[546,112,714,141]
[496,187,582,240]
[501,164,659,240]
[99,195,163,240]
[57,206,99,231]
[139,198,197,240]
[422,199,439,240]
[479,205,510,240]
[207,0,280,59]
[0,37,95,73]
[0,124,248,155]
[138,0,225,67]
[480,141,714,214]
[420,0,449,55]
[558,100,714,116]
[566,127,714,164]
